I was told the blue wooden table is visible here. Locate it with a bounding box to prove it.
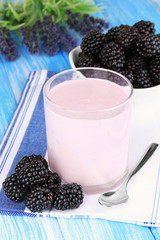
[1,0,160,239]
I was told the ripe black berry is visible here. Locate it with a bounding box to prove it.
[53,183,84,210]
[81,30,105,55]
[76,53,96,67]
[17,156,50,188]
[126,54,146,72]
[99,42,125,70]
[132,20,155,35]
[133,69,153,88]
[15,154,48,173]
[136,34,160,58]
[3,173,29,202]
[117,27,139,51]
[149,56,160,84]
[41,171,61,191]
[119,69,134,84]
[25,187,53,212]
[105,25,130,43]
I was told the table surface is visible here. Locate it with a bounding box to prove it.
[1,0,160,239]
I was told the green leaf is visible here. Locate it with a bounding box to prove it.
[0,0,105,30]
[25,12,39,27]
[19,12,26,19]
[8,22,25,30]
[0,21,8,27]
[0,0,5,13]
[6,9,11,18]
[8,3,21,22]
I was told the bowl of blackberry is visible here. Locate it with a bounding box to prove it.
[69,20,160,100]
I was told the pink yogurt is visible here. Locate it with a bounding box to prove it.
[44,78,132,192]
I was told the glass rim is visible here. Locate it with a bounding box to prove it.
[43,67,133,114]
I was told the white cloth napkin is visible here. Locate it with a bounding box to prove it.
[0,69,160,227]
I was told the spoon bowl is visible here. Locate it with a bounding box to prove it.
[99,143,158,207]
[99,180,129,207]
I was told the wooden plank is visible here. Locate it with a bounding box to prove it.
[94,0,160,32]
[0,215,64,240]
[0,0,160,239]
[0,215,156,240]
[151,227,160,240]
[0,58,17,142]
[57,218,155,240]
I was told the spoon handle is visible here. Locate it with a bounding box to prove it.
[128,143,159,182]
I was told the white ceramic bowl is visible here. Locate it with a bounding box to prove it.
[69,46,160,103]
[69,46,82,68]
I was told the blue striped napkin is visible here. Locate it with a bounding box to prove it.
[0,69,160,226]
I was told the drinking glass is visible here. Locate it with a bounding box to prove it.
[43,68,133,193]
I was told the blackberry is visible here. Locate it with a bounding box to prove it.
[80,30,105,55]
[119,69,134,84]
[25,186,53,212]
[76,53,96,67]
[15,154,48,173]
[17,156,49,188]
[53,183,84,210]
[105,25,130,43]
[132,20,155,35]
[117,27,139,51]
[133,69,153,88]
[41,171,61,191]
[92,62,102,68]
[2,173,29,202]
[126,55,146,72]
[149,56,160,85]
[136,34,160,58]
[99,42,125,70]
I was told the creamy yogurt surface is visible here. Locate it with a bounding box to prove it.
[48,78,127,111]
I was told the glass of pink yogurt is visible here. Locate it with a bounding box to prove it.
[43,68,133,193]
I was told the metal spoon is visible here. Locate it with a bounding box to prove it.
[99,143,159,207]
